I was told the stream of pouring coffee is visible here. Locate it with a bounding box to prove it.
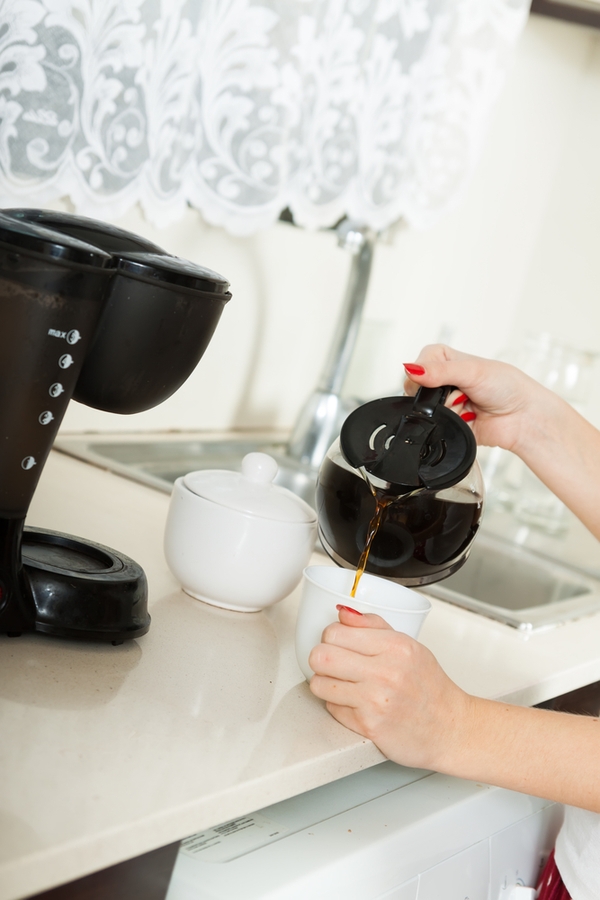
[349,479,423,598]
[350,495,393,597]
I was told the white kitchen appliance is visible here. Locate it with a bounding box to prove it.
[166,761,562,900]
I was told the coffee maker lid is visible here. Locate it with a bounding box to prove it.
[339,386,477,492]
[4,208,167,255]
[0,213,111,268]
[110,251,230,294]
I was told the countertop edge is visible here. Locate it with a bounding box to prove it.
[0,741,385,900]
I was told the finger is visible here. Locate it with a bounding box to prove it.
[403,347,464,396]
[321,620,414,656]
[309,641,376,682]
[324,702,364,735]
[404,379,473,418]
[449,390,468,409]
[450,391,477,428]
[414,343,468,367]
[309,672,360,707]
[403,346,485,399]
[336,607,393,630]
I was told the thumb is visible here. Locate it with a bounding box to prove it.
[336,605,393,630]
[403,349,484,399]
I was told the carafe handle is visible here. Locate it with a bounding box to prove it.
[411,385,456,418]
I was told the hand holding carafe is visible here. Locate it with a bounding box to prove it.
[309,345,600,820]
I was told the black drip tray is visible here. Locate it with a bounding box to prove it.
[22,527,149,642]
[23,530,117,573]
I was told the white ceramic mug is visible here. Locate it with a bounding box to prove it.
[295,565,431,681]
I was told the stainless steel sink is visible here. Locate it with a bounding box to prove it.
[54,431,600,631]
[54,431,319,505]
[425,531,600,631]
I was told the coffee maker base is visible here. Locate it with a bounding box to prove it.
[19,528,150,644]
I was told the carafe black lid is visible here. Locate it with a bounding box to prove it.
[4,208,167,255]
[110,251,230,295]
[0,213,111,268]
[339,386,477,493]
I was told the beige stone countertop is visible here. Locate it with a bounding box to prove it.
[2,451,600,900]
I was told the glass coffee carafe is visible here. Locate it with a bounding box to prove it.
[316,387,485,586]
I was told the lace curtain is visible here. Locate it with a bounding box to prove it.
[1,0,528,236]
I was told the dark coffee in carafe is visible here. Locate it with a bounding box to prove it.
[317,455,483,587]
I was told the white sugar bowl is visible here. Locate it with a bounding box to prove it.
[164,453,317,612]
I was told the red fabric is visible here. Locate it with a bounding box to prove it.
[536,850,572,900]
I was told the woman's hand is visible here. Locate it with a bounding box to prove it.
[402,344,600,539]
[402,344,558,456]
[309,607,600,812]
[308,606,473,771]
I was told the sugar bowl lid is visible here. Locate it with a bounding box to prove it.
[182,453,317,524]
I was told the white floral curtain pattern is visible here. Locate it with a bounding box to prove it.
[0,0,528,235]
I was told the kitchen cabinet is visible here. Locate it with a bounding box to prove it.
[27,843,180,900]
[3,451,600,900]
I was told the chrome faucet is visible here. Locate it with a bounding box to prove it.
[287,219,376,470]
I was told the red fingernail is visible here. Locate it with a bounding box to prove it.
[451,393,468,406]
[461,411,477,422]
[403,363,426,376]
[336,604,363,615]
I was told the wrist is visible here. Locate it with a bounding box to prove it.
[507,380,569,462]
[431,690,482,776]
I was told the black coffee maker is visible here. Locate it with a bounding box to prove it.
[0,210,231,643]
